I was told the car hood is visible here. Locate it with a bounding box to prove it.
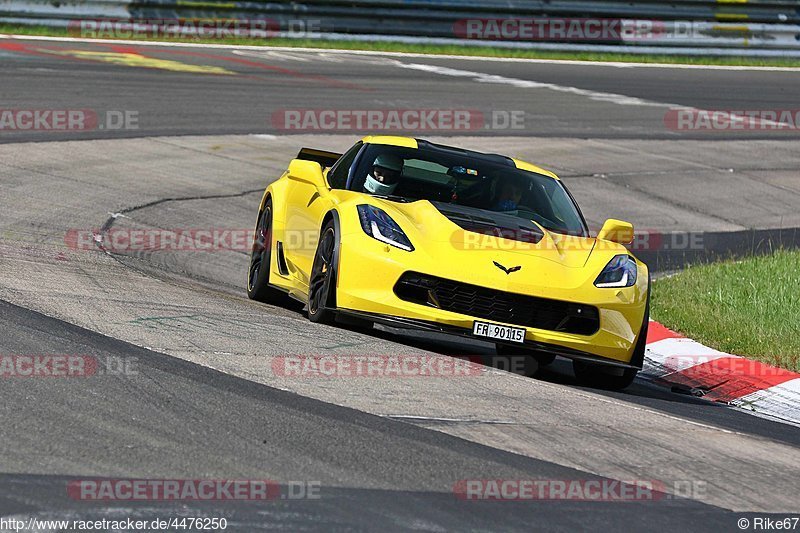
[374,198,598,269]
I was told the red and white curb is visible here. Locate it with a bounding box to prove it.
[643,321,800,426]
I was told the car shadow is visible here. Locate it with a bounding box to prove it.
[345,322,800,444]
[258,300,797,441]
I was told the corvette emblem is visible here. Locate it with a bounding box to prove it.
[493,261,522,275]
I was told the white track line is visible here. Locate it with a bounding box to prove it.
[394,62,673,107]
[392,61,788,127]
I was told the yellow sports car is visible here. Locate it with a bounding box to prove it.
[248,136,649,389]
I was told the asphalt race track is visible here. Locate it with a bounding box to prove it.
[2,37,800,142]
[0,300,751,531]
[1,36,799,531]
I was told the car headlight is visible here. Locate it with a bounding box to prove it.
[357,204,414,251]
[594,254,637,288]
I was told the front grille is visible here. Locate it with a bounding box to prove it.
[394,272,599,335]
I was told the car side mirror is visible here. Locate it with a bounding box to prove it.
[597,219,634,244]
[288,159,328,190]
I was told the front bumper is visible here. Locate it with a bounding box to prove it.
[337,309,643,370]
[335,231,649,365]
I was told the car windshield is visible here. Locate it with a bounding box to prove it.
[347,143,587,236]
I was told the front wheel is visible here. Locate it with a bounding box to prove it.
[575,290,649,390]
[307,221,338,324]
[247,200,287,305]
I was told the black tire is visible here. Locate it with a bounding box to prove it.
[247,200,287,304]
[629,289,651,369]
[307,220,338,324]
[573,361,638,390]
[573,286,649,391]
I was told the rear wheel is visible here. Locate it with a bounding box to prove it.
[307,221,338,325]
[247,200,287,305]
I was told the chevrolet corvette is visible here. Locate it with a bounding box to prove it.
[248,136,649,389]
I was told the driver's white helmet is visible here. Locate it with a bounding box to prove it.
[364,154,403,195]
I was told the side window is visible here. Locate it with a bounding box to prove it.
[328,142,362,189]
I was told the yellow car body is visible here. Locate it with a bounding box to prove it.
[249,136,649,379]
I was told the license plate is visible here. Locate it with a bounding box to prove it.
[472,321,526,344]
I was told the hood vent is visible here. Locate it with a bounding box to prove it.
[432,202,544,245]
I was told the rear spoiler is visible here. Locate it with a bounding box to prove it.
[297,147,342,168]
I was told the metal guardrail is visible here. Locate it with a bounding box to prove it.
[136,0,800,24]
[1,0,799,54]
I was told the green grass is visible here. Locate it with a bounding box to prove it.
[3,23,800,67]
[652,250,800,371]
